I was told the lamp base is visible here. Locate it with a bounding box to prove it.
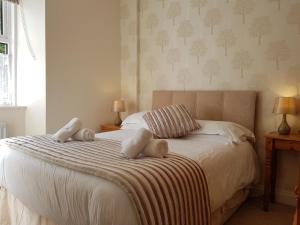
[277,114,291,135]
[114,112,122,126]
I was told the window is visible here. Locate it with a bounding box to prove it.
[0,0,15,106]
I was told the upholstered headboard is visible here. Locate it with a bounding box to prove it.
[152,91,257,132]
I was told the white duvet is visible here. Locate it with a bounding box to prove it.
[0,130,258,225]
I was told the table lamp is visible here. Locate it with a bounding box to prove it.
[112,100,125,126]
[273,97,296,135]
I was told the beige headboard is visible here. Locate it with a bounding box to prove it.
[152,91,257,132]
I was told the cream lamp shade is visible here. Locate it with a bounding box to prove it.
[112,100,126,113]
[273,97,296,115]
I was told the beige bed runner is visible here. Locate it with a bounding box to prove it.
[4,136,211,225]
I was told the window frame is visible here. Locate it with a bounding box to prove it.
[0,0,16,106]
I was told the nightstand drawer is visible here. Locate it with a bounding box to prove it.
[274,140,300,151]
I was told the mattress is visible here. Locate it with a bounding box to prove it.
[0,188,249,225]
[0,130,258,225]
[0,186,249,225]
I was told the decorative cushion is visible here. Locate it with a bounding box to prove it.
[143,104,200,138]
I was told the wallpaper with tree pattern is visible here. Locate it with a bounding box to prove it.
[121,0,300,196]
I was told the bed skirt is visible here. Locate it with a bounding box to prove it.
[0,187,56,225]
[0,187,249,225]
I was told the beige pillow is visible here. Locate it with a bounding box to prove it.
[143,104,200,138]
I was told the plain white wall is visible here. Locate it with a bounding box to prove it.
[45,0,121,133]
[0,107,26,137]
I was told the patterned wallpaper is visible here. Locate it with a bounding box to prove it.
[121,0,300,197]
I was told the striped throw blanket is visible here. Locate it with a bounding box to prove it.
[4,135,211,225]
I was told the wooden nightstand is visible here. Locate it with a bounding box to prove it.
[293,168,300,225]
[100,124,121,132]
[264,132,300,211]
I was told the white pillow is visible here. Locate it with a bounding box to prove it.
[191,120,255,144]
[121,123,149,130]
[121,111,149,130]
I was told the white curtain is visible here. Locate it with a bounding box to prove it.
[4,0,19,4]
[0,53,11,105]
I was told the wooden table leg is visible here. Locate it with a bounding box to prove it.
[271,150,277,203]
[264,138,273,211]
[297,198,300,225]
[294,165,300,225]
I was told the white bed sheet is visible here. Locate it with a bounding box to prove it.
[98,130,259,211]
[0,130,258,225]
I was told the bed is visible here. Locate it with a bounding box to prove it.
[0,90,258,225]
